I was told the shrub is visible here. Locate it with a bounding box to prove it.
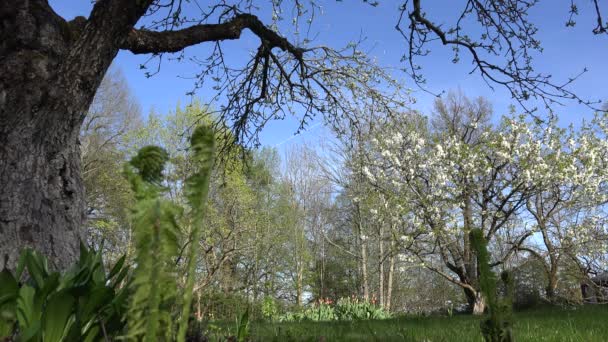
[261,297,279,321]
[277,297,390,322]
[334,297,391,320]
[198,291,262,322]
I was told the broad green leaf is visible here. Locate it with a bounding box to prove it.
[108,254,126,281]
[80,286,113,321]
[25,250,48,289]
[15,249,30,280]
[82,325,100,342]
[42,291,75,342]
[0,318,14,340]
[17,285,42,341]
[0,269,19,306]
[17,286,36,328]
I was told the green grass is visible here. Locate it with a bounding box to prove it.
[203,305,608,341]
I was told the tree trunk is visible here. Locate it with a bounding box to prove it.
[472,292,486,315]
[296,268,303,306]
[385,238,395,311]
[1,0,145,270]
[0,127,85,271]
[465,288,486,315]
[355,203,369,301]
[462,187,477,288]
[0,1,85,271]
[546,269,558,302]
[378,224,384,308]
[360,231,370,301]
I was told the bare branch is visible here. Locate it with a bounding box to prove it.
[122,13,304,59]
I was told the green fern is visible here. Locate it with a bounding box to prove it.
[124,145,182,341]
[176,125,216,342]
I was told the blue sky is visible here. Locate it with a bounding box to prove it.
[50,1,607,148]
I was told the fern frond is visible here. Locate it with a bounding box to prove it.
[125,147,181,341]
[177,125,216,342]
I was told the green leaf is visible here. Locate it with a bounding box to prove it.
[25,250,49,289]
[42,291,75,342]
[17,285,42,340]
[37,272,59,301]
[108,254,126,281]
[0,318,15,340]
[15,249,30,280]
[82,325,100,342]
[80,286,113,321]
[110,263,130,289]
[0,269,19,307]
[236,308,250,342]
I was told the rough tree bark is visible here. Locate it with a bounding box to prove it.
[0,0,147,270]
[0,0,304,271]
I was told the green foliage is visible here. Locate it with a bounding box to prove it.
[128,145,170,186]
[124,125,216,341]
[0,245,129,341]
[124,146,181,341]
[1,124,217,342]
[235,308,250,342]
[277,302,335,322]
[470,229,513,342]
[277,297,390,322]
[306,302,337,322]
[334,297,391,321]
[177,125,216,342]
[261,297,279,321]
[198,291,262,322]
[211,306,608,342]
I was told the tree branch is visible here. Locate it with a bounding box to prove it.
[121,13,304,60]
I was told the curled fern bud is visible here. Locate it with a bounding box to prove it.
[130,145,169,183]
[184,125,215,209]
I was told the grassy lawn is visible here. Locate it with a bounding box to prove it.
[204,305,608,341]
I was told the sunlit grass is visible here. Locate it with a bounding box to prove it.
[203,305,608,341]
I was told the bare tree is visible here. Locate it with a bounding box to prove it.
[80,68,141,256]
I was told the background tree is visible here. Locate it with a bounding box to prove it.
[362,94,549,314]
[518,114,608,302]
[80,67,141,261]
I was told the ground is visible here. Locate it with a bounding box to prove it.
[203,305,608,341]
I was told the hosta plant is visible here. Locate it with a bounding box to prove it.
[0,244,129,342]
[277,297,391,322]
